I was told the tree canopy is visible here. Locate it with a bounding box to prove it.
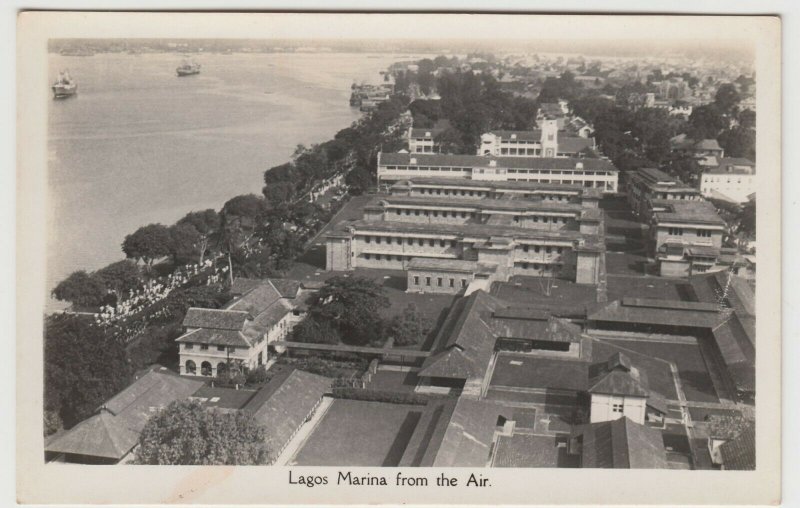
[51,270,108,308]
[44,315,132,430]
[95,260,142,300]
[134,400,270,465]
[122,223,173,269]
[389,303,431,347]
[308,276,390,345]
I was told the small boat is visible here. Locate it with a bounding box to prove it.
[176,60,201,77]
[52,70,77,99]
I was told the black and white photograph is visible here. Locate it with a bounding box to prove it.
[14,11,782,506]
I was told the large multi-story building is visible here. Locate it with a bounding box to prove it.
[626,167,702,220]
[477,119,595,158]
[175,278,312,377]
[376,152,618,192]
[407,119,451,154]
[325,179,606,293]
[699,158,756,204]
[650,199,727,277]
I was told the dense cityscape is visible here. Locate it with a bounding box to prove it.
[45,43,756,470]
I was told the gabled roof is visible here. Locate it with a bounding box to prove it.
[247,368,332,455]
[588,299,723,329]
[229,277,264,296]
[45,412,139,460]
[226,282,283,316]
[689,271,755,317]
[182,308,250,330]
[418,291,502,381]
[175,327,251,348]
[432,397,512,467]
[46,367,204,460]
[587,353,650,397]
[719,424,755,470]
[572,417,668,469]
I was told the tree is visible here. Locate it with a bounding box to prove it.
[714,83,741,115]
[168,223,202,266]
[345,164,374,195]
[309,276,389,345]
[177,209,221,264]
[262,181,296,207]
[718,126,756,161]
[687,105,727,140]
[737,198,756,245]
[134,401,270,465]
[292,316,341,344]
[51,270,107,308]
[389,303,431,347]
[44,315,132,428]
[122,223,173,271]
[95,260,141,301]
[434,127,468,154]
[738,109,756,130]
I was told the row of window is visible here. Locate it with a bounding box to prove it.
[500,148,542,156]
[410,188,574,202]
[667,227,713,237]
[521,245,564,254]
[515,262,559,270]
[183,343,237,353]
[363,236,457,248]
[507,178,613,189]
[381,165,612,176]
[393,208,477,219]
[412,275,468,288]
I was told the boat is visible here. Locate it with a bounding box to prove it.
[52,70,77,99]
[176,60,201,77]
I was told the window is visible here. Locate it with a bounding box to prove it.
[429,239,435,247]
[612,403,624,414]
[533,263,540,269]
[437,277,443,287]
[533,216,539,222]
[523,245,529,253]
[426,277,431,286]
[200,344,209,350]
[461,279,467,288]
[440,240,446,247]
[449,278,455,287]
[514,216,520,223]
[535,246,541,253]
[364,253,371,260]
[396,209,402,216]
[405,209,410,215]
[461,211,467,218]
[433,210,438,217]
[696,230,712,237]
[669,227,684,236]
[522,262,529,269]
[415,210,420,216]
[396,237,402,245]
[364,236,371,244]
[557,247,563,254]
[217,345,225,351]
[450,240,457,248]
[413,276,420,285]
[546,247,552,254]
[374,254,380,261]
[376,236,382,244]
[417,238,423,246]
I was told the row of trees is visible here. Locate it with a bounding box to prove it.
[292,276,430,348]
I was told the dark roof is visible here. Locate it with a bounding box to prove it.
[689,271,755,317]
[189,385,258,410]
[587,353,650,397]
[44,413,139,460]
[225,282,283,316]
[377,194,584,213]
[650,199,726,226]
[558,137,595,154]
[433,397,512,467]
[588,299,723,329]
[379,152,618,172]
[175,327,251,348]
[46,368,204,460]
[269,279,302,298]
[719,424,755,470]
[229,277,263,296]
[406,258,479,273]
[396,177,599,195]
[572,417,668,469]
[182,308,250,330]
[711,314,755,391]
[484,129,542,142]
[419,291,502,381]
[248,369,332,456]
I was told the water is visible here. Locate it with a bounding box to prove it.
[47,52,406,309]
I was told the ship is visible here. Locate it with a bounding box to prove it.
[176,60,201,76]
[52,70,77,99]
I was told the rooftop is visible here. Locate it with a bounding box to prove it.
[373,195,585,214]
[379,152,618,173]
[572,417,668,469]
[650,199,726,226]
[393,177,603,197]
[432,397,512,467]
[702,157,756,175]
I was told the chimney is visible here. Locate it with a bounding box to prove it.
[410,157,417,164]
[511,133,517,140]
[575,162,584,170]
[489,160,497,167]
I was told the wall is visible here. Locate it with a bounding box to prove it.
[659,259,691,278]
[590,394,646,425]
[407,269,472,294]
[325,237,351,271]
[653,225,723,251]
[575,251,600,284]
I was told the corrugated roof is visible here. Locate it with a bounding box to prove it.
[378,194,584,213]
[418,291,502,381]
[46,368,204,460]
[248,369,332,456]
[589,300,723,329]
[650,199,726,226]
[573,417,668,469]
[432,397,512,467]
[719,424,755,470]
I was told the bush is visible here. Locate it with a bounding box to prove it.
[291,317,340,345]
[332,387,431,406]
[246,365,270,385]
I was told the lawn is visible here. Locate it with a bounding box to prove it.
[290,399,424,466]
[493,434,579,468]
[601,339,719,403]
